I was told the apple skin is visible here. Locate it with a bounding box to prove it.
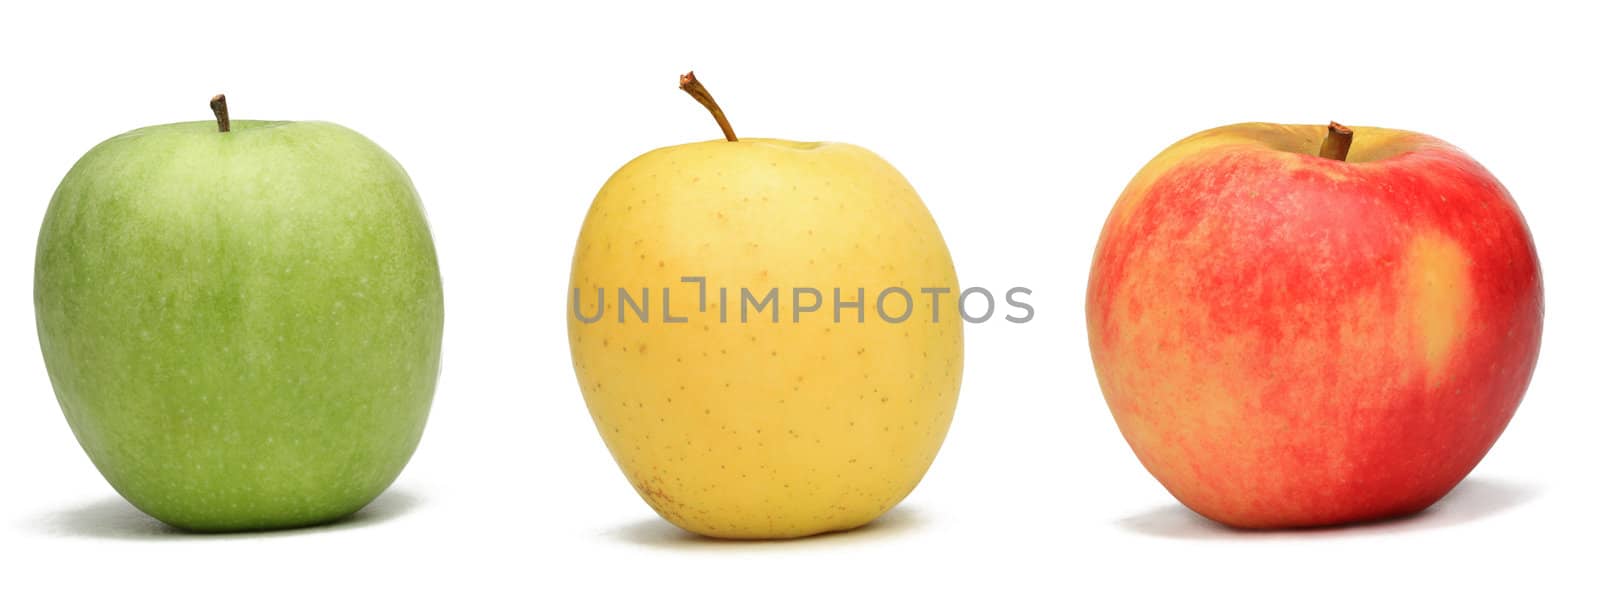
[35,120,444,532]
[1086,123,1542,528]
[569,139,962,539]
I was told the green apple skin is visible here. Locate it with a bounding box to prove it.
[34,120,444,532]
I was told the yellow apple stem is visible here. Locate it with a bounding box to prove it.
[1318,121,1352,161]
[210,94,231,133]
[679,71,737,142]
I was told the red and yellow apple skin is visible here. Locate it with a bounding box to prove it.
[1086,123,1542,529]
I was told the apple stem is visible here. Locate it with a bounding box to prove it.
[210,94,231,133]
[1318,121,1352,161]
[679,72,737,142]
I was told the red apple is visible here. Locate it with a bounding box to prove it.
[1086,123,1543,528]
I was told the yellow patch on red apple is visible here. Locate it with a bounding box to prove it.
[1404,230,1472,386]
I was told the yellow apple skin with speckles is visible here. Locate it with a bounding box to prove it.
[568,138,962,539]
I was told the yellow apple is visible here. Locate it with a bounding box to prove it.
[567,73,962,538]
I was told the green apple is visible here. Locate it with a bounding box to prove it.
[33,96,444,532]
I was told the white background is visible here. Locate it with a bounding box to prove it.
[1,1,1595,597]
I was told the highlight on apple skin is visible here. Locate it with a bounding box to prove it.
[34,96,444,532]
[567,73,963,539]
[1086,122,1542,529]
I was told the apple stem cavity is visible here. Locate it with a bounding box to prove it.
[1319,121,1353,161]
[209,94,231,133]
[679,71,737,142]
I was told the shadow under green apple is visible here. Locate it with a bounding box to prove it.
[32,489,423,541]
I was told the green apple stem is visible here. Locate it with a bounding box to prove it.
[679,71,737,142]
[1318,121,1352,161]
[209,94,231,133]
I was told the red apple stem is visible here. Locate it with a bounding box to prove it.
[679,72,737,142]
[210,94,231,133]
[1319,121,1352,161]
